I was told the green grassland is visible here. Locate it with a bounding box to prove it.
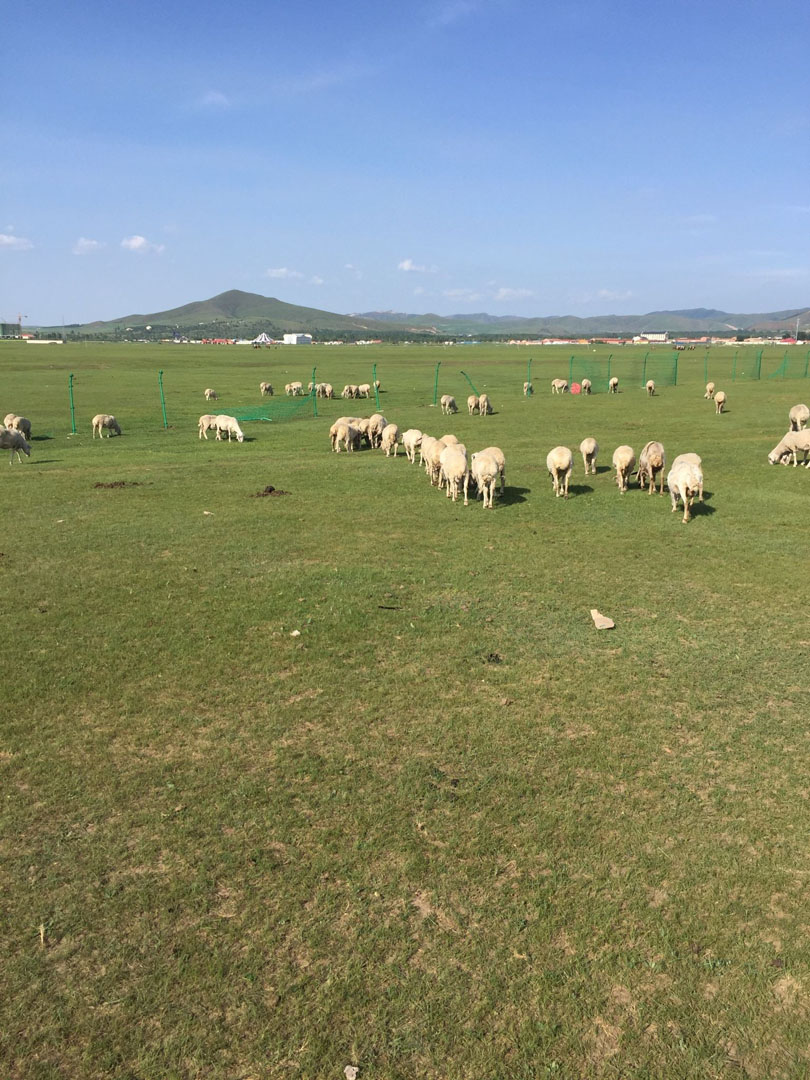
[2,341,810,1079]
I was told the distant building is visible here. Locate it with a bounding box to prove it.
[283,333,313,345]
[635,332,668,343]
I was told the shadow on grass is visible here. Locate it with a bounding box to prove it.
[498,486,530,505]
[26,459,60,465]
[567,484,594,496]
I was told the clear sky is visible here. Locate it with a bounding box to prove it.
[4,0,809,325]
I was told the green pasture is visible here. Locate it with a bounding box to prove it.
[2,341,810,1079]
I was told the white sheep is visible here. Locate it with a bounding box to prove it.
[260,381,274,396]
[470,451,499,508]
[551,379,568,394]
[789,404,809,431]
[357,383,372,398]
[440,394,458,415]
[373,379,381,392]
[3,413,16,428]
[704,382,715,399]
[523,381,533,396]
[581,378,592,395]
[8,415,31,440]
[546,445,574,498]
[667,460,704,523]
[214,415,244,443]
[439,444,470,503]
[367,413,388,448]
[423,438,446,486]
[402,429,423,463]
[323,383,335,399]
[467,394,479,415]
[670,454,704,501]
[478,445,506,494]
[287,381,304,397]
[715,391,727,414]
[608,376,619,393]
[439,433,460,445]
[637,440,666,494]
[645,380,656,396]
[579,437,598,475]
[478,393,492,415]
[381,423,401,457]
[612,445,635,492]
[92,414,121,438]
[198,413,219,439]
[204,388,218,401]
[0,427,31,463]
[768,430,810,467]
[420,434,437,469]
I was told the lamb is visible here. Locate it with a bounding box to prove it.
[670,453,704,501]
[579,437,598,475]
[357,383,372,398]
[789,404,809,431]
[8,415,31,440]
[608,377,619,393]
[92,414,121,438]
[439,444,470,503]
[581,379,592,395]
[204,388,218,401]
[259,381,274,396]
[478,393,492,415]
[440,394,458,415]
[381,423,401,456]
[704,382,715,399]
[667,460,704,523]
[470,451,499,508]
[373,380,381,392]
[645,380,656,396]
[636,440,666,494]
[402,429,423,463]
[714,391,727,414]
[768,430,810,467]
[546,446,574,498]
[478,446,506,494]
[367,413,388,448]
[198,413,219,439]
[214,415,244,443]
[0,427,31,463]
[523,382,533,396]
[467,394,479,415]
[612,445,635,492]
[551,379,568,394]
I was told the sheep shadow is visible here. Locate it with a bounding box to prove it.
[498,486,530,505]
[26,459,60,465]
[567,483,594,496]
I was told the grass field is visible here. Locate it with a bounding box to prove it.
[3,341,810,1079]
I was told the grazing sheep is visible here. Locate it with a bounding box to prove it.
[357,383,372,398]
[260,381,274,396]
[768,430,810,467]
[440,394,458,415]
[439,444,470,503]
[470,451,499,508]
[8,415,31,440]
[645,380,656,396]
[637,440,666,494]
[715,391,727,414]
[671,453,704,501]
[198,413,219,439]
[402,429,423,463]
[331,422,359,453]
[214,415,244,443]
[424,438,446,486]
[467,394,479,415]
[667,460,704,523]
[3,413,16,428]
[523,381,533,396]
[381,423,401,456]
[478,446,506,494]
[608,377,619,393]
[367,413,388,448]
[704,382,715,399]
[789,404,809,431]
[0,427,31,463]
[440,433,460,445]
[581,378,592,395]
[92,414,121,438]
[579,437,598,475]
[291,381,304,397]
[373,380,381,392]
[354,417,372,446]
[204,388,218,401]
[420,434,437,469]
[478,393,492,415]
[546,445,574,498]
[551,379,569,394]
[612,445,635,492]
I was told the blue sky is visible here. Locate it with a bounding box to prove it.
[3,0,809,325]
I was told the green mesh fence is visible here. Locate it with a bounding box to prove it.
[231,394,317,423]
[568,353,678,391]
[705,349,762,383]
[766,351,810,380]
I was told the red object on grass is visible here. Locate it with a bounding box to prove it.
[570,382,582,394]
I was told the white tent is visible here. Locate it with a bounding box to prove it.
[252,332,274,345]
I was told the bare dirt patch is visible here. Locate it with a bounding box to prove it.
[251,485,290,497]
[93,481,142,489]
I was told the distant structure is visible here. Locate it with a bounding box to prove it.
[283,333,313,345]
[634,331,668,343]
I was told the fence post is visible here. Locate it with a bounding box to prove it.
[704,352,709,386]
[310,366,318,417]
[460,369,480,396]
[569,355,574,384]
[642,353,648,386]
[68,372,76,434]
[432,361,441,406]
[372,363,380,410]
[732,352,737,381]
[756,349,763,380]
[804,350,810,379]
[157,370,168,429]
[607,355,611,383]
[527,357,532,391]
[673,353,678,386]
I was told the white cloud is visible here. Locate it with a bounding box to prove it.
[121,235,165,254]
[265,267,304,279]
[310,275,324,285]
[444,287,483,302]
[398,258,438,274]
[199,90,230,107]
[0,233,33,251]
[597,288,633,301]
[73,237,104,255]
[494,287,533,302]
[345,263,363,279]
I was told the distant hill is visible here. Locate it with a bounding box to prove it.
[44,290,810,339]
